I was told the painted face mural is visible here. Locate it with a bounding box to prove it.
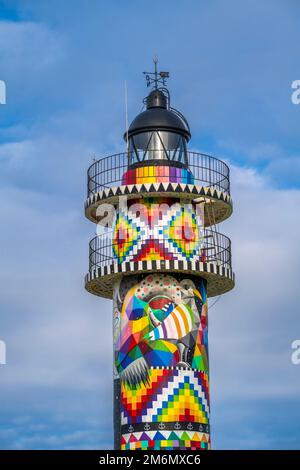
[114,274,208,388]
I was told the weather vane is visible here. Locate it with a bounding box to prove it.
[143,57,169,89]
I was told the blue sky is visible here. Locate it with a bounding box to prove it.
[0,0,300,449]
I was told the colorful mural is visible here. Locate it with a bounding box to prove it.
[121,369,210,450]
[113,273,210,450]
[121,165,194,186]
[113,198,206,264]
[122,429,210,450]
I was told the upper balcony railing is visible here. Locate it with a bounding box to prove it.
[88,228,232,273]
[87,150,230,197]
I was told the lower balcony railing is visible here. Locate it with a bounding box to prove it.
[88,228,232,273]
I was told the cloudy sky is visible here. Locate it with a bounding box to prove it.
[0,0,300,449]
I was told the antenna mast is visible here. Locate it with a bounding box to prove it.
[124,80,129,153]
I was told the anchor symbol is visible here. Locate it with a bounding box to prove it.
[187,422,193,430]
[174,422,181,430]
[128,425,134,433]
[144,423,151,431]
[158,423,166,430]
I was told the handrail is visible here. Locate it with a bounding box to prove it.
[88,228,232,272]
[87,151,230,197]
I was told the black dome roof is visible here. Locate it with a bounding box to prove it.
[124,90,191,141]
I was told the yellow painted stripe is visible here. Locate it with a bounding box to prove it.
[172,308,182,337]
[176,305,189,335]
[194,289,202,301]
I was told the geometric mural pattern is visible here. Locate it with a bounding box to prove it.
[121,368,210,425]
[121,429,211,450]
[113,198,205,264]
[121,165,195,186]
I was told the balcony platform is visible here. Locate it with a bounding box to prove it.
[85,229,235,298]
[85,259,235,299]
[85,151,233,227]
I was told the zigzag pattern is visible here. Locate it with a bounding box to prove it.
[85,182,232,208]
[121,368,210,426]
[121,430,211,450]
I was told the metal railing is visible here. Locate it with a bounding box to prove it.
[87,151,230,197]
[88,228,232,272]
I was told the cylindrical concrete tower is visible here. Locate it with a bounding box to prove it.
[85,67,234,451]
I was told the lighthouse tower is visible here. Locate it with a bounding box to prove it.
[85,64,234,451]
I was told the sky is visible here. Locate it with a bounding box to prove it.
[0,0,300,450]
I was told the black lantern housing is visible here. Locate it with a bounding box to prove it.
[124,89,191,168]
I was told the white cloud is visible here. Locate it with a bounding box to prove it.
[0,20,65,71]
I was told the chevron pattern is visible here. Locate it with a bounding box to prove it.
[121,429,211,450]
[85,182,232,208]
[120,367,210,450]
[121,368,209,425]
